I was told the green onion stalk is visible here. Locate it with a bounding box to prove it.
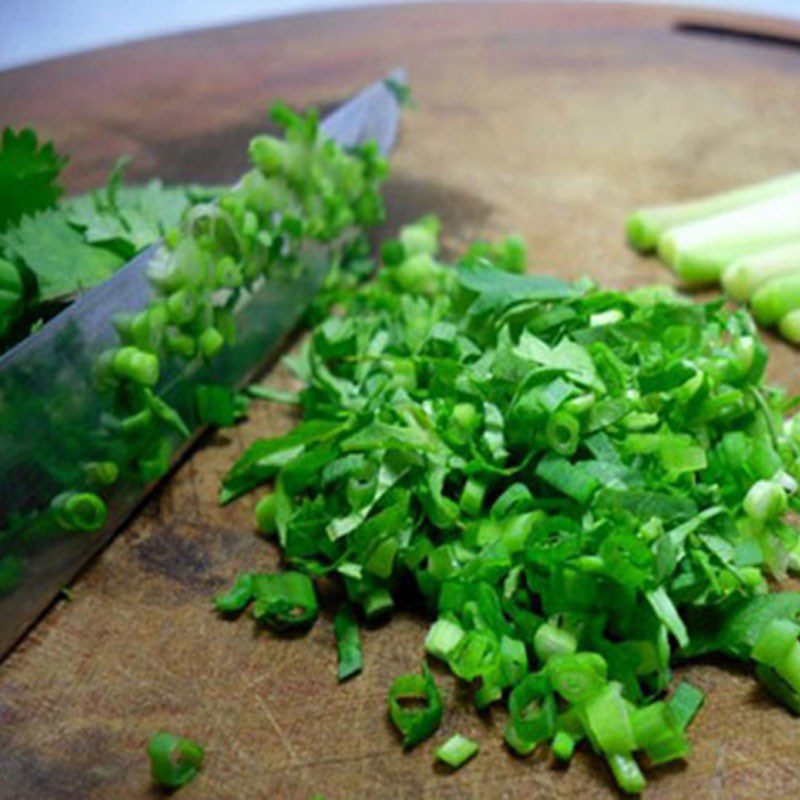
[722,243,800,302]
[627,171,800,253]
[658,191,800,284]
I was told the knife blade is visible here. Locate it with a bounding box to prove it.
[0,70,405,659]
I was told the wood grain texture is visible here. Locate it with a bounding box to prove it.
[2,3,800,798]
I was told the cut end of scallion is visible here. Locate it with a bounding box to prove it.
[626,211,657,253]
[779,309,800,344]
[722,243,800,303]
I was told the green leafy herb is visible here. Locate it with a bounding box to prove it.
[1,209,123,301]
[0,127,67,231]
[196,385,249,427]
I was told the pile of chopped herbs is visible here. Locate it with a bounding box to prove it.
[219,215,800,794]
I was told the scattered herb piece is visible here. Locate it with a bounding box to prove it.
[247,385,301,405]
[334,602,363,681]
[667,682,705,730]
[435,734,479,769]
[388,664,443,748]
[147,731,204,790]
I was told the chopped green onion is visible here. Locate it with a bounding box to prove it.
[112,345,160,385]
[607,753,646,796]
[216,215,800,792]
[147,732,204,789]
[755,664,800,714]
[547,652,607,703]
[459,476,486,517]
[214,573,254,614]
[743,480,787,522]
[546,411,580,456]
[752,619,800,691]
[425,618,466,661]
[668,682,705,730]
[199,326,225,360]
[255,493,278,535]
[630,702,689,764]
[251,572,318,632]
[551,730,576,762]
[626,172,800,253]
[82,461,119,487]
[399,214,440,258]
[534,622,577,663]
[504,673,557,755]
[580,682,636,754]
[334,603,363,682]
[388,664,443,748]
[51,491,108,532]
[435,734,479,769]
[362,587,394,622]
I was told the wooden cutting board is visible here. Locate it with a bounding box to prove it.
[2,4,800,798]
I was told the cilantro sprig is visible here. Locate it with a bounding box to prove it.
[0,132,212,352]
[0,127,67,231]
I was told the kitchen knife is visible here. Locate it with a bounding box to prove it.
[0,69,405,659]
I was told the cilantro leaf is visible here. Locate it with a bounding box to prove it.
[0,127,67,231]
[65,161,196,259]
[0,209,123,301]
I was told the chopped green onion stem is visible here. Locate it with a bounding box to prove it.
[435,734,479,769]
[388,664,443,748]
[334,603,363,681]
[147,732,204,789]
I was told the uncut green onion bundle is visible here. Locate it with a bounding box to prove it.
[627,172,800,255]
[628,172,800,343]
[220,218,800,794]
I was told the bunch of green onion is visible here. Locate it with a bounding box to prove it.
[627,172,800,341]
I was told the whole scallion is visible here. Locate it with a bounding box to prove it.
[627,172,800,253]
